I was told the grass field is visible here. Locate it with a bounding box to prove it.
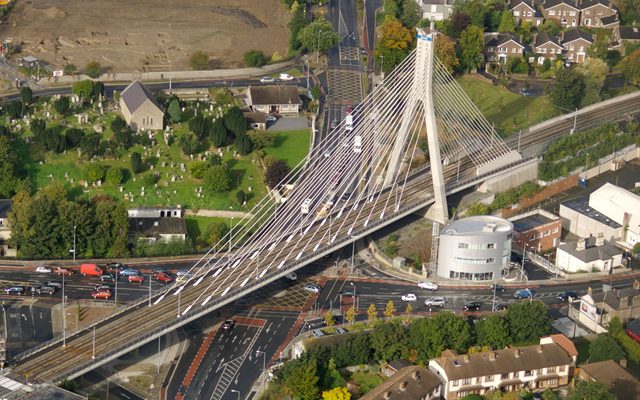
[350,372,384,395]
[456,75,559,137]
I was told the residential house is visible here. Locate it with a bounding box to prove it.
[579,0,617,28]
[119,81,164,131]
[128,218,187,243]
[572,283,640,332]
[541,0,580,27]
[532,31,564,62]
[428,335,576,399]
[383,359,413,377]
[510,209,562,253]
[361,365,443,400]
[555,234,623,273]
[243,111,267,130]
[508,0,544,26]
[627,318,640,342]
[0,199,15,257]
[561,28,593,63]
[579,360,640,400]
[613,25,640,55]
[245,86,302,115]
[418,0,455,21]
[484,33,525,63]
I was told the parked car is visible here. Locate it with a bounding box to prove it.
[266,114,277,123]
[463,301,482,312]
[424,297,445,307]
[100,274,116,283]
[489,284,505,292]
[54,267,74,276]
[94,285,113,293]
[222,319,236,330]
[35,266,52,274]
[128,275,145,284]
[284,272,297,281]
[260,76,275,84]
[514,288,536,299]
[557,291,579,302]
[30,285,42,295]
[153,271,173,283]
[80,263,104,276]
[521,88,531,96]
[46,281,63,289]
[401,293,417,302]
[107,263,124,273]
[119,268,139,277]
[418,281,438,291]
[92,290,112,300]
[4,286,25,295]
[312,329,325,337]
[279,73,294,81]
[340,290,355,296]
[303,283,321,293]
[492,303,509,311]
[40,286,56,295]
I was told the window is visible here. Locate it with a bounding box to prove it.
[549,10,556,16]
[452,380,459,387]
[487,243,496,249]
[462,378,472,385]
[535,368,543,375]
[570,11,576,16]
[529,234,536,240]
[486,258,496,263]
[527,11,532,16]
[541,48,547,53]
[514,10,520,16]
[585,10,590,15]
[430,5,437,12]
[524,370,533,377]
[558,365,566,372]
[553,227,559,234]
[544,230,550,236]
[149,117,153,125]
[484,375,493,382]
[547,366,556,373]
[550,48,555,54]
[501,373,510,379]
[458,242,469,249]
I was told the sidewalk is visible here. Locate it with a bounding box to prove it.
[184,209,253,219]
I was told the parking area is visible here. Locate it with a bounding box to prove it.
[267,117,310,132]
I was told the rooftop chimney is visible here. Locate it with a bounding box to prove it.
[514,349,521,358]
[489,352,497,361]
[464,355,470,363]
[620,359,628,368]
[537,345,543,353]
[576,239,586,251]
[400,381,408,391]
[595,233,605,246]
[384,391,392,400]
[412,370,421,380]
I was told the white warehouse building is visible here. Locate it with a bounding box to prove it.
[437,216,513,281]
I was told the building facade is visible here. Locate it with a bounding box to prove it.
[510,209,562,253]
[541,0,581,27]
[0,199,15,257]
[562,28,593,63]
[533,31,564,62]
[246,86,302,115]
[127,207,184,219]
[509,0,544,26]
[418,0,455,21]
[361,365,443,400]
[555,235,623,273]
[437,216,513,281]
[119,81,164,131]
[484,33,525,63]
[579,0,617,28]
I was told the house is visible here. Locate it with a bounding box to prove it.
[243,111,267,130]
[578,360,640,400]
[541,0,580,27]
[555,235,623,273]
[613,26,640,55]
[579,0,617,28]
[245,86,302,115]
[428,335,576,399]
[119,81,164,131]
[127,207,184,219]
[561,28,593,63]
[18,55,39,68]
[361,365,443,400]
[533,31,565,62]
[484,33,525,63]
[128,218,187,243]
[510,209,562,253]
[418,0,455,21]
[0,199,15,257]
[508,0,544,26]
[627,318,640,343]
[383,359,413,377]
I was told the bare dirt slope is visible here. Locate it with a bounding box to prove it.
[2,0,290,72]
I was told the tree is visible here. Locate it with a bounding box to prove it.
[346,306,357,324]
[383,300,396,318]
[400,0,421,28]
[588,334,625,362]
[85,164,106,183]
[288,5,308,51]
[234,134,253,155]
[460,395,484,400]
[608,316,624,336]
[190,51,209,70]
[84,61,102,78]
[189,161,209,179]
[588,30,610,61]
[375,17,413,72]
[243,50,268,67]
[299,18,340,56]
[179,133,200,156]
[80,133,101,158]
[370,320,407,361]
[264,158,291,189]
[247,130,275,149]
[384,0,399,19]
[325,310,335,327]
[322,387,351,400]
[111,117,132,148]
[202,222,229,248]
[167,99,182,123]
[577,58,608,107]
[283,359,320,400]
[72,80,95,99]
[367,303,378,323]
[63,64,78,75]
[621,49,640,85]
[130,152,144,174]
[20,86,33,105]
[506,301,551,344]
[567,380,614,400]
[189,115,211,140]
[65,128,84,148]
[435,35,459,73]
[311,85,322,101]
[540,19,561,36]
[551,69,586,111]
[498,11,516,33]
[459,25,485,72]
[224,107,247,136]
[54,96,70,115]
[236,190,246,205]
[0,136,19,198]
[205,165,233,192]
[450,11,472,38]
[5,100,23,119]
[210,118,228,147]
[475,315,510,349]
[106,167,125,185]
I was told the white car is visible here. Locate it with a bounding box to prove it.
[401,293,417,302]
[260,76,275,84]
[285,272,297,281]
[35,266,52,274]
[424,297,445,307]
[279,73,294,81]
[418,281,438,291]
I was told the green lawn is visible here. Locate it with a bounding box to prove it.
[456,75,559,137]
[350,372,384,395]
[265,129,311,169]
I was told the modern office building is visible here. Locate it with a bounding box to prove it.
[437,216,513,280]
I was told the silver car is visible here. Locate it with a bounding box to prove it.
[424,296,445,307]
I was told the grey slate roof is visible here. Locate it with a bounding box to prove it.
[509,0,536,10]
[485,33,524,48]
[600,14,619,26]
[534,31,562,48]
[579,0,613,10]
[562,28,594,44]
[361,366,442,400]
[557,237,621,263]
[248,86,301,106]
[0,199,11,219]
[561,198,621,229]
[543,0,579,10]
[129,218,187,237]
[619,26,640,41]
[120,81,162,114]
[243,111,267,124]
[580,360,640,400]
[511,212,557,232]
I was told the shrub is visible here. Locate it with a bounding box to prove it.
[63,64,78,75]
[85,164,106,183]
[106,167,125,184]
[247,130,275,149]
[264,158,291,188]
[142,172,159,186]
[130,152,143,173]
[65,128,84,148]
[84,61,102,78]
[236,190,246,205]
[190,51,209,70]
[234,134,253,155]
[243,50,268,67]
[54,96,70,115]
[209,154,222,166]
[167,99,182,123]
[189,161,209,179]
[224,107,247,136]
[589,334,625,362]
[205,165,233,192]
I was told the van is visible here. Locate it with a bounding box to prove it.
[285,272,297,281]
[353,135,362,153]
[80,263,103,276]
[345,114,353,131]
[301,198,312,214]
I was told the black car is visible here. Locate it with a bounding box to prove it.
[557,291,580,302]
[222,320,236,330]
[100,274,116,283]
[40,286,57,295]
[492,303,509,311]
[107,263,125,273]
[46,280,63,289]
[463,302,482,312]
[489,284,505,292]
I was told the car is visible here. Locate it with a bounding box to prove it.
[4,286,25,295]
[340,290,355,296]
[100,274,116,283]
[514,288,536,299]
[303,283,321,293]
[463,301,482,312]
[92,290,112,300]
[35,266,52,274]
[94,284,113,293]
[557,291,579,302]
[521,88,531,96]
[30,285,42,295]
[489,284,505,292]
[336,327,347,334]
[418,281,438,291]
[46,280,63,289]
[260,76,275,84]
[128,275,145,284]
[492,303,509,311]
[330,119,337,129]
[119,268,139,277]
[54,267,74,276]
[107,263,124,273]
[153,271,173,283]
[344,105,352,115]
[323,150,332,158]
[424,297,445,307]
[266,114,277,123]
[401,293,417,302]
[279,73,294,81]
[312,329,325,337]
[532,392,542,400]
[285,272,297,281]
[40,286,56,295]
[222,319,236,330]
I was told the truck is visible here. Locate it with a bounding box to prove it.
[353,135,362,153]
[80,263,104,276]
[301,198,312,214]
[345,114,353,131]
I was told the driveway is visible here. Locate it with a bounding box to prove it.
[268,116,310,131]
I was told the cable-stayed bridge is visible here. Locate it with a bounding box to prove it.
[8,29,639,384]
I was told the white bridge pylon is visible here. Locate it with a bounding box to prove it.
[158,26,521,312]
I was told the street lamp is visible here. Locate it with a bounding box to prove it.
[62,272,66,347]
[350,282,357,312]
[70,225,77,261]
[231,389,241,400]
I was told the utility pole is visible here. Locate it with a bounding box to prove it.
[72,225,76,261]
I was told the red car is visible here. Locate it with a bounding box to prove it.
[54,267,74,276]
[128,275,145,284]
[153,272,173,283]
[91,290,112,300]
